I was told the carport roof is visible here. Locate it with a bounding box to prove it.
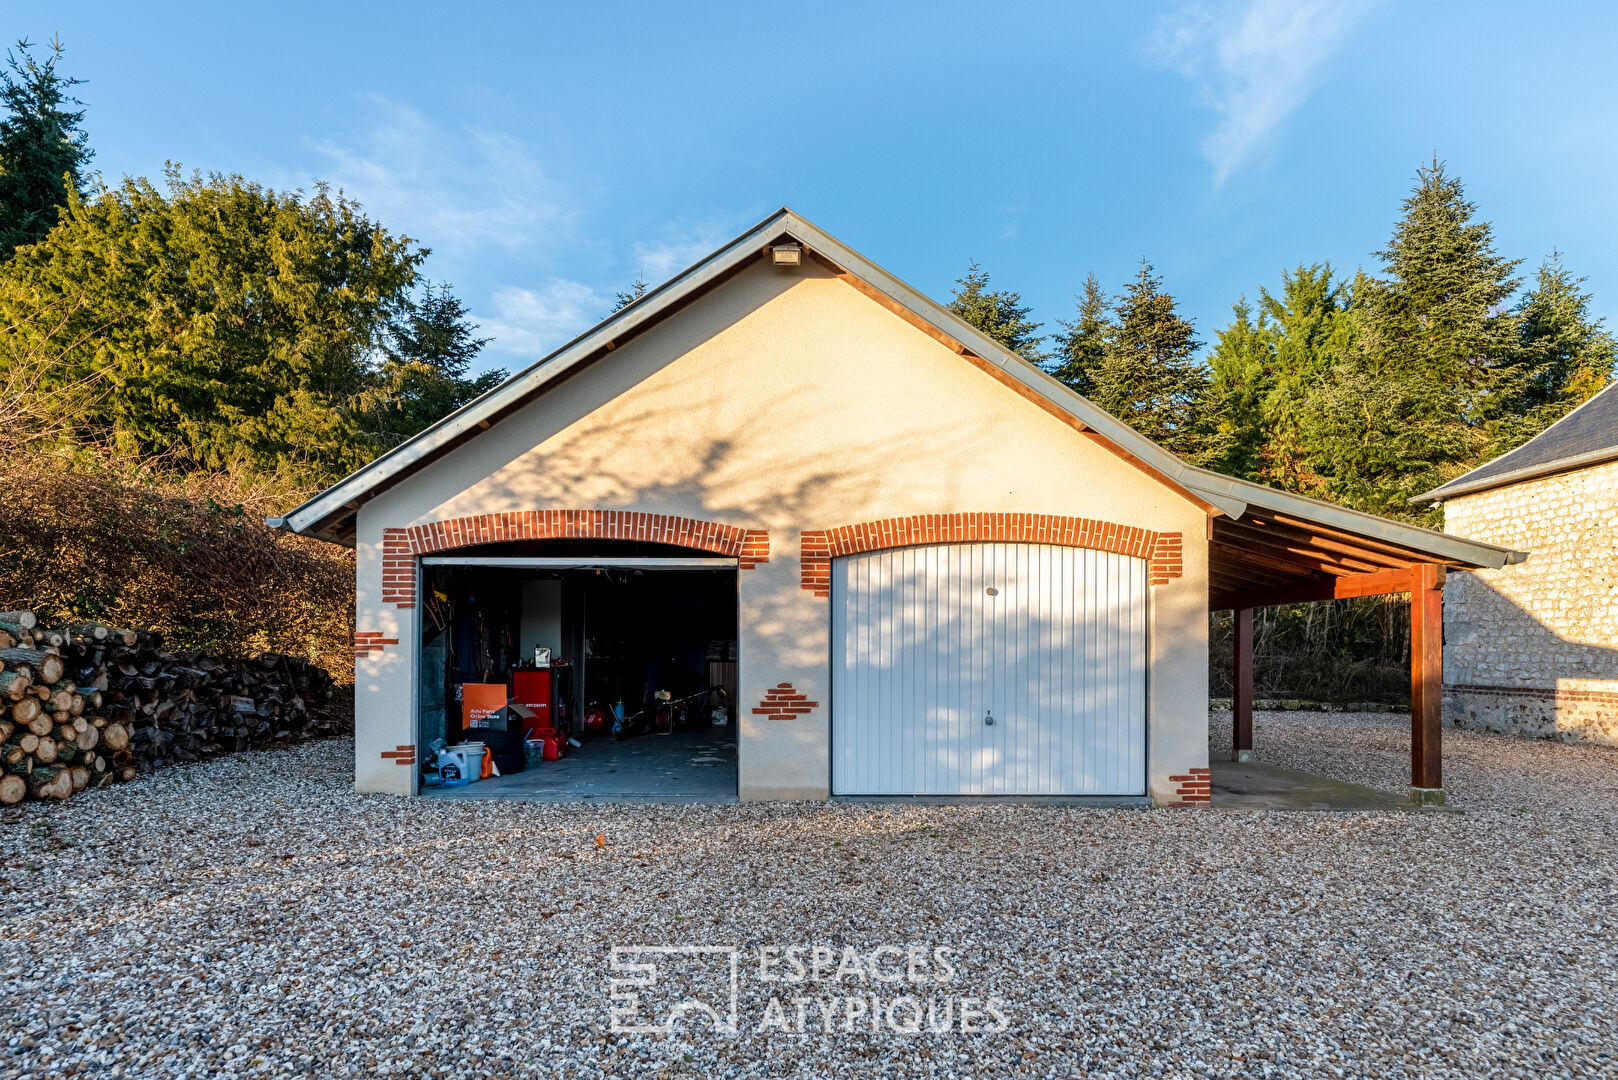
[268,208,1524,596]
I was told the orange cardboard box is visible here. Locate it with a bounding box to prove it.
[461,683,507,729]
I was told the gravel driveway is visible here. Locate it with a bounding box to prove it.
[4,713,1616,1079]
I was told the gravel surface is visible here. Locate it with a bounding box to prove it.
[3,718,1616,1079]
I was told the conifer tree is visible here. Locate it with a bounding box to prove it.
[1202,295,1274,479]
[612,276,650,313]
[1357,158,1521,421]
[947,261,1046,362]
[1488,252,1617,453]
[1087,260,1206,455]
[0,37,92,255]
[1287,163,1520,518]
[1049,273,1111,395]
[365,282,503,445]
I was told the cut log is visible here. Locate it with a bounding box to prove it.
[0,670,32,701]
[0,773,24,804]
[0,719,10,743]
[15,733,38,754]
[34,736,58,764]
[30,766,72,800]
[27,712,52,737]
[100,722,130,751]
[0,649,61,685]
[10,696,40,724]
[0,611,37,631]
[68,765,89,792]
[76,724,98,752]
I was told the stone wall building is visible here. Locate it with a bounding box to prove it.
[1423,384,1618,744]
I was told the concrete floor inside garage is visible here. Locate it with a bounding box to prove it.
[421,724,738,803]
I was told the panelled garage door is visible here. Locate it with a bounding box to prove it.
[830,543,1146,795]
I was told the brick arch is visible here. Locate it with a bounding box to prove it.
[798,513,1182,598]
[379,510,769,608]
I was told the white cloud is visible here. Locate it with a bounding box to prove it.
[1151,0,1375,187]
[302,94,576,262]
[477,280,608,361]
[630,223,733,281]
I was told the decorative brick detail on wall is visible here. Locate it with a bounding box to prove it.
[381,528,415,608]
[798,513,1183,596]
[1149,532,1183,586]
[395,510,767,564]
[1169,767,1211,806]
[738,529,770,570]
[379,744,416,766]
[753,682,819,721]
[352,631,399,659]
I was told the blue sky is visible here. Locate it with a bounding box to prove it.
[16,1,1618,376]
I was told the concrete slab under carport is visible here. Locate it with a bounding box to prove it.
[421,726,738,804]
[1208,758,1412,810]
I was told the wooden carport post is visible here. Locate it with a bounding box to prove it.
[1231,608,1254,762]
[1409,562,1445,805]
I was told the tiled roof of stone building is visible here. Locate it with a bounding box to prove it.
[1420,381,1618,502]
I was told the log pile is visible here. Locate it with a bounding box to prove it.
[1,609,338,805]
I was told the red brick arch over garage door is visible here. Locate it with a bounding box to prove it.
[798,513,1181,598]
[380,510,769,608]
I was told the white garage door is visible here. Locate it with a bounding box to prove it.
[831,543,1146,795]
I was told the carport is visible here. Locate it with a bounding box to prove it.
[1199,476,1528,804]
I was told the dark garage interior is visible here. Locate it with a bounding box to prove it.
[415,543,738,800]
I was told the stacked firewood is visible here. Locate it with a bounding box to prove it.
[0,609,338,805]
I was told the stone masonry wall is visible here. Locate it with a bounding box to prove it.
[1442,458,1618,745]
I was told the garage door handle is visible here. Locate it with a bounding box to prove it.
[984,710,995,726]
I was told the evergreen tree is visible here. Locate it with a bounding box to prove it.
[1049,273,1111,395]
[612,276,650,313]
[1359,158,1522,421]
[947,261,1046,362]
[1087,260,1207,455]
[1487,252,1617,453]
[1202,295,1274,479]
[364,281,504,445]
[0,166,423,482]
[1285,163,1521,519]
[0,37,92,255]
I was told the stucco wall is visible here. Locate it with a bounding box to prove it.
[1441,458,1618,744]
[352,259,1210,800]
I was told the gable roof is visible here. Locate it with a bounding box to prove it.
[1419,381,1618,502]
[268,208,1521,574]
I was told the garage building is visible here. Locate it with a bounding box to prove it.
[272,209,1522,804]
